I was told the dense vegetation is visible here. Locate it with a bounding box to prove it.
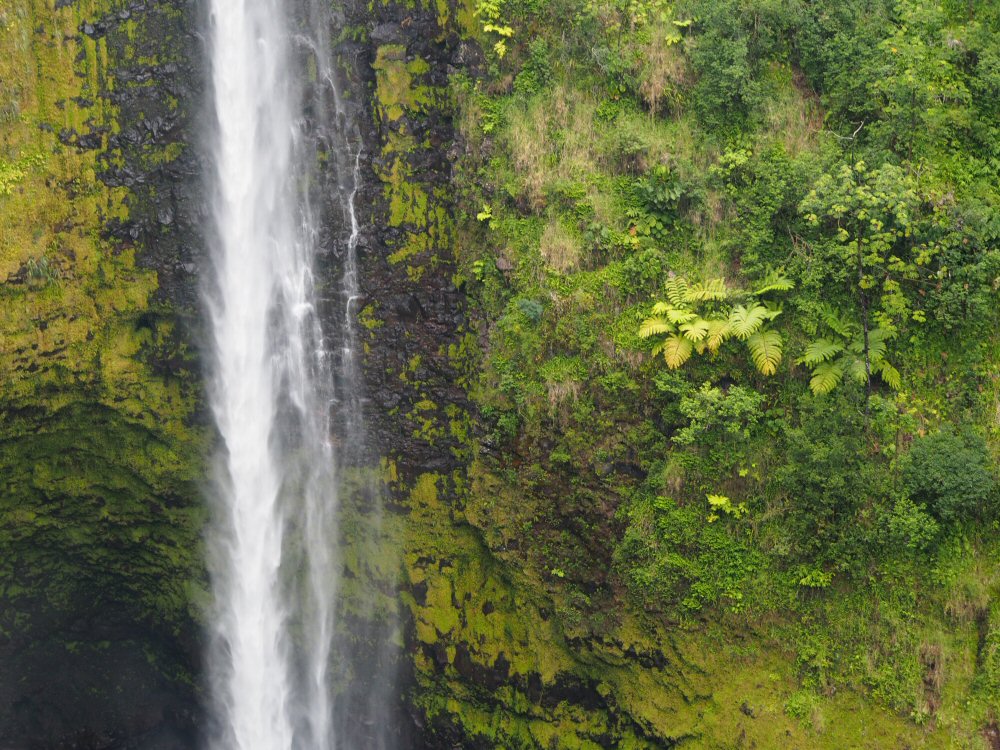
[453,0,1000,742]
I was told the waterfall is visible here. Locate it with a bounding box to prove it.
[203,0,388,747]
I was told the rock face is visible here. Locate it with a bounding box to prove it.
[0,0,207,746]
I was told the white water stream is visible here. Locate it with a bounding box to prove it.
[203,0,369,747]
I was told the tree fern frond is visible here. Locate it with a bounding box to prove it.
[651,340,665,356]
[876,360,901,390]
[819,304,856,338]
[729,304,768,340]
[680,318,710,342]
[686,277,730,302]
[809,360,846,395]
[753,269,795,296]
[867,333,887,364]
[664,276,689,306]
[665,306,698,325]
[747,328,782,376]
[651,301,672,315]
[662,334,694,369]
[704,318,732,353]
[797,338,844,366]
[762,300,784,320]
[848,355,868,383]
[639,316,674,338]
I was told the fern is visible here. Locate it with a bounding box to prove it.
[729,304,768,340]
[747,328,782,376]
[809,360,846,395]
[703,318,732,353]
[797,338,844,366]
[662,334,694,369]
[639,317,674,338]
[664,275,689,306]
[875,360,902,390]
[665,306,698,325]
[680,318,710,342]
[848,356,868,383]
[753,269,795,296]
[686,277,730,302]
[819,304,857,339]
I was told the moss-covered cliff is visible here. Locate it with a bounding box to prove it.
[0,0,206,745]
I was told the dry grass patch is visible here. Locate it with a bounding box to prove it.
[540,218,581,273]
[507,85,599,210]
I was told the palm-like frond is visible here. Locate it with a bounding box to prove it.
[867,327,889,362]
[680,318,710,342]
[729,304,769,340]
[753,269,795,296]
[809,360,846,395]
[797,338,844,366]
[666,306,698,325]
[686,277,730,302]
[875,360,902,390]
[703,318,732,353]
[819,304,856,339]
[651,301,672,315]
[848,355,868,383]
[747,328,783,376]
[664,276,689,306]
[662,334,694,369]
[639,316,674,339]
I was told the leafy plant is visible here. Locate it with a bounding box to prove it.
[639,273,792,376]
[796,305,900,395]
[901,430,996,526]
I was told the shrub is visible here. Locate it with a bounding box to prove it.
[901,430,996,526]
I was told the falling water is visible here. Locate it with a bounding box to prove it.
[203,0,385,747]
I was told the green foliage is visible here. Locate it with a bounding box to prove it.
[639,273,791,376]
[901,429,996,526]
[797,306,900,395]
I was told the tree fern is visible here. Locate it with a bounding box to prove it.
[753,269,795,296]
[797,338,844,366]
[664,275,689,306]
[662,334,694,369]
[729,304,768,340]
[747,329,783,376]
[665,306,698,325]
[819,304,857,339]
[875,360,901,390]
[639,317,674,339]
[703,318,732,353]
[680,318,710,342]
[809,360,846,395]
[687,277,730,302]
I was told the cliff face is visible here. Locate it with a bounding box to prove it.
[2,0,999,749]
[0,0,206,746]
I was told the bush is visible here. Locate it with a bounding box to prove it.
[901,430,996,526]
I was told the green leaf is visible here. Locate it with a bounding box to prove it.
[729,304,768,340]
[680,318,710,342]
[686,277,730,302]
[704,318,732,353]
[664,276,689,306]
[662,334,694,369]
[639,316,674,338]
[747,329,782,376]
[753,269,795,296]
[665,306,698,325]
[876,360,902,390]
[797,338,844,366]
[809,360,846,395]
